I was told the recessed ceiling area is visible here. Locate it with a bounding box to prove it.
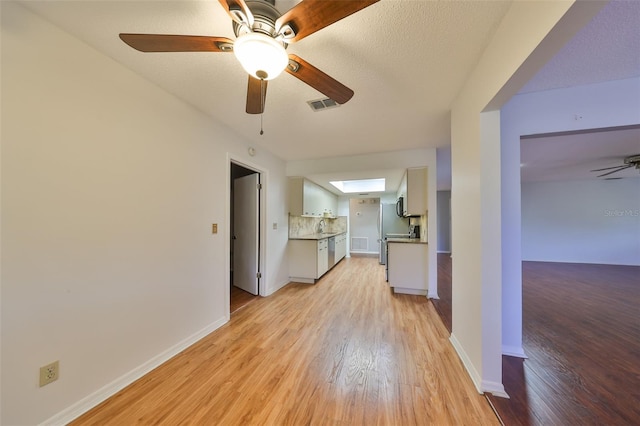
[330,178,386,194]
[520,125,640,182]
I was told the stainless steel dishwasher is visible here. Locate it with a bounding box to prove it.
[328,236,336,269]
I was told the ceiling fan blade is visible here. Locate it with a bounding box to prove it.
[246,76,267,114]
[597,165,633,177]
[218,0,254,26]
[276,0,379,42]
[119,34,234,53]
[286,54,354,105]
[590,165,628,172]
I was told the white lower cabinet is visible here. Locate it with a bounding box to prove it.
[288,233,346,283]
[335,234,347,261]
[317,238,329,277]
[387,242,428,295]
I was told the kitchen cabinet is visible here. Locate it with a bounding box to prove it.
[288,232,346,283]
[317,238,329,277]
[387,241,428,295]
[397,172,407,201]
[289,177,338,217]
[335,233,347,261]
[397,167,427,217]
[288,238,328,283]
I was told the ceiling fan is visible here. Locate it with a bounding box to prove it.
[119,0,379,115]
[590,154,640,177]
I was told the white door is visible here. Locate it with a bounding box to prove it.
[233,173,259,295]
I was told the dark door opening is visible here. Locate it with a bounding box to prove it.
[230,162,261,313]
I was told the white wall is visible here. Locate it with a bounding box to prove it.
[522,179,640,265]
[1,4,289,424]
[449,0,605,396]
[348,198,379,254]
[501,77,640,357]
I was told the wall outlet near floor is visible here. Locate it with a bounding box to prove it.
[39,360,59,387]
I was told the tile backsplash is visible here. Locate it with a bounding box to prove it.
[289,215,347,238]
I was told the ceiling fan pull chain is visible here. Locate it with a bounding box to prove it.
[260,78,265,135]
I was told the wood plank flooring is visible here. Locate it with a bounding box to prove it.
[432,254,640,424]
[431,253,453,333]
[230,285,258,314]
[479,261,639,425]
[71,256,499,425]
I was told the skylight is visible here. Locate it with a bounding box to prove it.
[330,178,386,193]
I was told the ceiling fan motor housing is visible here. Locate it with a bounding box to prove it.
[233,0,286,40]
[624,154,640,166]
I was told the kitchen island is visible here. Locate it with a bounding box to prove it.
[386,238,428,295]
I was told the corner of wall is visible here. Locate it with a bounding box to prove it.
[449,333,483,394]
[40,317,228,425]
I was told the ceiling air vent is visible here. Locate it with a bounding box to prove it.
[307,97,340,112]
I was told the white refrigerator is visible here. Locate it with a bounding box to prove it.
[378,203,409,264]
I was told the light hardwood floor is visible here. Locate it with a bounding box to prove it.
[72,256,499,425]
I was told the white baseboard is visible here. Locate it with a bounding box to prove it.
[393,287,427,296]
[40,317,228,426]
[482,380,509,398]
[288,276,315,284]
[502,345,528,358]
[449,333,483,394]
[449,334,510,399]
[265,279,291,296]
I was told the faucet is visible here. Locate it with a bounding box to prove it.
[318,219,326,234]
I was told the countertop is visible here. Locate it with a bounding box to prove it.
[289,231,346,241]
[386,237,428,244]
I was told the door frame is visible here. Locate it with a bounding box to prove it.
[225,154,267,318]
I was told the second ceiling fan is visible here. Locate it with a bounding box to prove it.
[120,0,379,114]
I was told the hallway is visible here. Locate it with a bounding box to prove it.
[71,256,498,424]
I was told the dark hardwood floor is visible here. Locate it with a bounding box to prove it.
[433,254,640,425]
[432,253,453,333]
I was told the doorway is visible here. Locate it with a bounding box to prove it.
[230,161,261,313]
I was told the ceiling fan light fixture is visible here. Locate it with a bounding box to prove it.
[234,32,288,80]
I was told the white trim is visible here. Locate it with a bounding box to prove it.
[428,290,440,299]
[482,380,510,398]
[264,279,290,296]
[449,333,483,394]
[502,345,528,358]
[40,318,228,426]
[437,250,452,254]
[227,155,269,304]
[288,277,315,284]
[393,287,427,296]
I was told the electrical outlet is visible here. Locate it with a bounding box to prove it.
[39,361,59,387]
[212,223,218,234]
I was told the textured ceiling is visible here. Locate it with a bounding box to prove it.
[521,126,640,182]
[520,0,640,94]
[14,0,640,190]
[20,0,512,162]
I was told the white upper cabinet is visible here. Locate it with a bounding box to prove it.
[289,177,338,217]
[398,167,427,217]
